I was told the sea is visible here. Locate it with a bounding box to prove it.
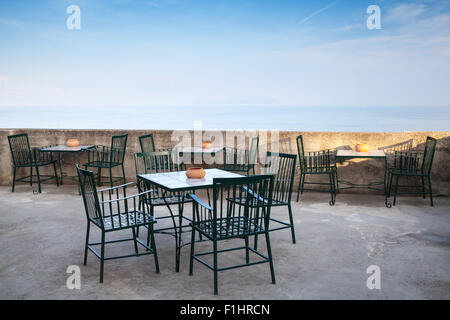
[0,106,449,132]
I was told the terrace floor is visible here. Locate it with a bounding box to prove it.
[0,185,449,300]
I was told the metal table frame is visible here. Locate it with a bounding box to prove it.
[137,168,243,272]
[39,145,95,186]
[336,150,387,194]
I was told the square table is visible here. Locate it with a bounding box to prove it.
[336,149,387,193]
[39,145,95,185]
[137,168,243,271]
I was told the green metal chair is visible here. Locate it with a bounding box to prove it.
[296,135,337,205]
[385,136,437,207]
[83,134,128,188]
[77,166,159,283]
[139,133,156,153]
[7,133,59,193]
[222,136,259,175]
[188,174,275,295]
[231,152,297,247]
[260,152,297,245]
[135,151,192,233]
[379,139,414,192]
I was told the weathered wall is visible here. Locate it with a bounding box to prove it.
[1,129,449,196]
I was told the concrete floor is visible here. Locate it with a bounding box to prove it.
[0,184,449,300]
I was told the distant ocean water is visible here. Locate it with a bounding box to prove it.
[0,106,449,132]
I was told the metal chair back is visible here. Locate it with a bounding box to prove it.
[135,150,182,175]
[135,150,185,204]
[296,135,307,171]
[263,152,296,204]
[110,134,128,164]
[8,133,32,166]
[421,136,437,174]
[248,136,259,168]
[223,136,259,174]
[77,166,103,227]
[200,175,274,239]
[139,134,156,154]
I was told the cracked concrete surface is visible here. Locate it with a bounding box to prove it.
[0,185,449,299]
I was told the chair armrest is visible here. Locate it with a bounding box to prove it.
[97,182,137,204]
[188,194,213,211]
[100,190,154,205]
[97,182,135,193]
[98,190,156,228]
[241,186,269,204]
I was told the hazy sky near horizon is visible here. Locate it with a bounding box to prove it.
[0,0,450,108]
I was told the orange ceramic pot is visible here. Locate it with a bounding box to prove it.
[202,141,212,149]
[355,143,370,152]
[186,167,206,179]
[66,139,80,147]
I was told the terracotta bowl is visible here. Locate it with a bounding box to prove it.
[355,143,370,152]
[186,167,206,179]
[202,141,212,149]
[66,139,80,147]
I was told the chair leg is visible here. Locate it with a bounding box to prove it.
[146,206,154,248]
[427,176,433,207]
[385,172,393,207]
[387,172,393,198]
[121,164,126,184]
[35,165,42,193]
[213,239,218,295]
[287,204,296,244]
[132,228,139,254]
[334,168,339,193]
[265,231,276,284]
[149,223,159,273]
[97,168,102,186]
[328,173,335,206]
[421,177,426,199]
[53,162,59,187]
[84,222,90,265]
[244,236,250,264]
[109,167,113,188]
[189,227,196,276]
[100,231,105,283]
[12,167,16,192]
[30,166,33,186]
[296,174,302,202]
[195,201,203,241]
[393,175,400,206]
[301,174,306,194]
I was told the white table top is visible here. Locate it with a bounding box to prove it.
[336,150,386,158]
[138,168,243,191]
[39,145,95,153]
[177,147,225,154]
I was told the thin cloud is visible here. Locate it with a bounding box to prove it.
[385,3,426,23]
[0,17,22,27]
[332,23,363,32]
[297,0,339,26]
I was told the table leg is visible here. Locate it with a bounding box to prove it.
[58,152,64,185]
[162,190,185,272]
[76,152,81,195]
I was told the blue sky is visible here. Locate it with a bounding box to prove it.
[0,0,449,107]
